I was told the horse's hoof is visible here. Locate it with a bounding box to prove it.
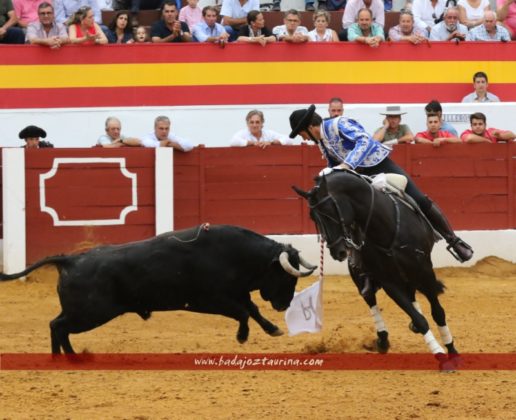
[376,338,390,354]
[268,327,284,337]
[435,353,456,372]
[448,352,463,369]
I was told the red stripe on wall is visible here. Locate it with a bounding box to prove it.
[3,83,514,109]
[1,43,516,65]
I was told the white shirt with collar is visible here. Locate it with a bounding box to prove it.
[342,0,385,29]
[141,132,194,151]
[230,128,294,147]
[220,0,259,25]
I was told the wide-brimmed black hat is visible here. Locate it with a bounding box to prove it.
[289,104,316,138]
[18,125,47,140]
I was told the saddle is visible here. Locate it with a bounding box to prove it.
[369,173,442,242]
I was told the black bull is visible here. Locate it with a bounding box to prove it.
[0,224,316,354]
[294,170,460,369]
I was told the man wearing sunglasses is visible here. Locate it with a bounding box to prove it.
[26,2,69,47]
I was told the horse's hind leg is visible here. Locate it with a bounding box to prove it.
[426,294,459,355]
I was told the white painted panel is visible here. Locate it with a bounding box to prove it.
[155,147,174,235]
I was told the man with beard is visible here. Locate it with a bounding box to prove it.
[429,6,468,41]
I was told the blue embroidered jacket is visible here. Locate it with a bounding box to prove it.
[320,117,391,169]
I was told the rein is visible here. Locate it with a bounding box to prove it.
[310,175,375,251]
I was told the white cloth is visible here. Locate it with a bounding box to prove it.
[141,132,194,151]
[230,128,293,147]
[457,0,490,21]
[308,28,334,42]
[220,0,259,23]
[285,280,323,336]
[342,0,385,29]
[412,0,447,31]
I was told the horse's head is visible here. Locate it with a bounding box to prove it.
[293,174,357,262]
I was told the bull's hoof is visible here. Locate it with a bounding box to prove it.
[237,332,249,344]
[268,327,284,337]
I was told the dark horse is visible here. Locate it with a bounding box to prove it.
[294,170,460,370]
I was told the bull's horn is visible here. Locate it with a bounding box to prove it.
[279,252,316,278]
[299,255,317,270]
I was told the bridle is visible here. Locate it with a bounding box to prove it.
[309,183,375,251]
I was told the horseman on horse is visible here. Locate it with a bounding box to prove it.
[288,104,473,271]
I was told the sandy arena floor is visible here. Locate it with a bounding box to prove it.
[1,256,515,419]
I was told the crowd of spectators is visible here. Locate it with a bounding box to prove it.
[2,0,516,45]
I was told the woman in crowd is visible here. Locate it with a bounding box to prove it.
[68,6,108,45]
[237,10,276,46]
[308,10,339,42]
[458,0,491,29]
[230,109,293,148]
[106,10,134,44]
[497,0,516,39]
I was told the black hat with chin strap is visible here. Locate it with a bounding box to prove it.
[289,104,316,138]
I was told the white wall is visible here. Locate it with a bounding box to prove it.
[1,102,515,149]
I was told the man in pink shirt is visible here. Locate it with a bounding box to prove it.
[14,0,48,28]
[415,113,461,147]
[461,112,516,143]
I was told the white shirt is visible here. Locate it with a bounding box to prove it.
[308,28,334,42]
[220,0,260,24]
[342,0,385,29]
[272,24,309,38]
[230,128,294,147]
[412,0,447,31]
[97,134,125,145]
[457,0,490,21]
[141,132,194,151]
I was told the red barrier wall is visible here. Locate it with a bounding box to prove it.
[2,143,514,263]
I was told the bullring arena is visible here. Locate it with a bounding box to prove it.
[2,20,516,419]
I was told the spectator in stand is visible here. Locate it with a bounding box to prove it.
[466,10,510,40]
[194,5,229,44]
[141,116,195,151]
[19,125,54,148]
[237,10,275,45]
[133,25,149,42]
[220,0,259,41]
[497,0,516,39]
[151,1,192,43]
[461,112,516,143]
[273,9,309,42]
[412,0,447,34]
[462,71,500,102]
[425,99,458,136]
[106,10,134,43]
[114,0,162,28]
[373,106,414,145]
[347,7,384,46]
[429,6,468,41]
[328,97,344,117]
[68,5,108,44]
[342,0,385,29]
[415,113,461,147]
[271,0,325,12]
[13,0,47,28]
[97,117,142,147]
[230,109,294,148]
[388,9,428,42]
[179,0,202,33]
[54,0,102,26]
[0,0,25,44]
[458,0,490,29]
[97,0,113,11]
[26,2,69,48]
[308,10,339,41]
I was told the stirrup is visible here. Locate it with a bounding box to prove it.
[446,238,473,263]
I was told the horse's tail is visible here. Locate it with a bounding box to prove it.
[0,255,71,281]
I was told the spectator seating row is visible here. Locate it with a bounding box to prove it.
[101,10,401,37]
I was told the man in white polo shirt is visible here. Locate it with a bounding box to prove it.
[141,116,195,152]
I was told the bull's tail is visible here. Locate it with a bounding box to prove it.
[0,255,71,281]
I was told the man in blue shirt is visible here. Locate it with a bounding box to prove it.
[288,104,473,263]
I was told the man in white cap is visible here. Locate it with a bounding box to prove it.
[373,105,414,145]
[288,104,473,264]
[18,125,54,148]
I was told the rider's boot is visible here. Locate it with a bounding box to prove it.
[425,202,473,262]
